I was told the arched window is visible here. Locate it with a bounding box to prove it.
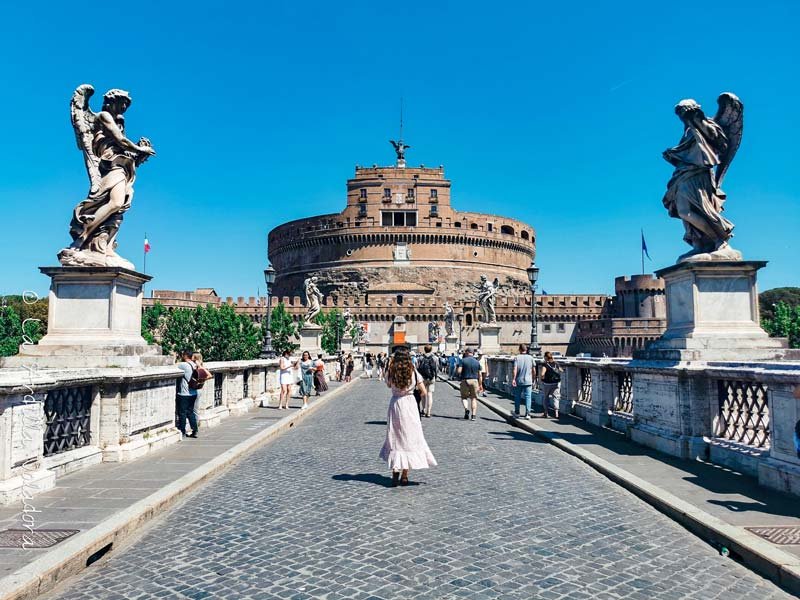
[470,223,479,230]
[396,295,403,305]
[500,225,514,235]
[465,313,473,326]
[521,230,529,240]
[454,221,462,228]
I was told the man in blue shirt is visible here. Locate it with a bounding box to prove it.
[457,348,482,421]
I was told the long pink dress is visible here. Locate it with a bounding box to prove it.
[379,370,437,471]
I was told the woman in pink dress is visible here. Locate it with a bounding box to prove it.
[380,348,437,487]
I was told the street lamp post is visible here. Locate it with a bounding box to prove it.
[260,264,277,359]
[527,261,541,355]
[457,313,463,352]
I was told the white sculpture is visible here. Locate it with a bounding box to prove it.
[478,275,499,324]
[303,276,323,325]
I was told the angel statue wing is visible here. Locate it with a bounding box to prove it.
[712,92,744,189]
[492,277,500,290]
[70,84,101,194]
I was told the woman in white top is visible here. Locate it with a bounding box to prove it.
[278,350,298,410]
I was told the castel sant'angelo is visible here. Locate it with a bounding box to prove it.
[150,141,667,355]
[267,142,613,353]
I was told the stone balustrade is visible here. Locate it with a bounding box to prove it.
[0,355,348,505]
[485,355,800,497]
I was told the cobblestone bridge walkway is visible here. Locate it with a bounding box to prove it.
[44,378,792,600]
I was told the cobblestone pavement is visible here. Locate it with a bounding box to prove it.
[43,378,792,600]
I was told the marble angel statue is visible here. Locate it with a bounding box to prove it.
[478,275,499,324]
[662,92,743,262]
[303,276,324,325]
[59,85,155,268]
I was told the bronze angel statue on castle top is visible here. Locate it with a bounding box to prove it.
[662,92,743,262]
[58,84,155,269]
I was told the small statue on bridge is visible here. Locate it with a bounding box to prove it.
[343,307,354,335]
[303,277,324,325]
[662,92,744,262]
[444,302,455,336]
[60,85,156,269]
[478,275,499,324]
[428,321,440,343]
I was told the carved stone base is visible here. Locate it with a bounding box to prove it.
[478,325,501,355]
[298,324,323,356]
[445,335,459,352]
[636,260,787,362]
[677,243,742,264]
[340,335,354,353]
[1,267,171,369]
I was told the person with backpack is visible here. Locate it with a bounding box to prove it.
[511,344,535,419]
[539,351,563,418]
[176,349,200,438]
[417,344,438,418]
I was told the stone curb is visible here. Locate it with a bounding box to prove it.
[0,376,359,600]
[439,377,800,595]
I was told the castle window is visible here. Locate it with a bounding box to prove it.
[465,314,473,326]
[500,225,515,235]
[435,221,442,227]
[521,230,530,240]
[430,204,438,217]
[557,323,565,333]
[383,188,392,199]
[543,323,552,333]
[454,221,462,228]
[360,188,367,200]
[382,212,392,226]
[396,295,403,305]
[382,211,417,227]
[470,223,478,230]
[359,204,368,217]
[430,189,438,200]
[407,188,415,199]
[487,223,493,232]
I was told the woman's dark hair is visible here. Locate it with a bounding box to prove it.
[388,348,414,389]
[301,351,311,360]
[544,351,553,360]
[282,350,291,357]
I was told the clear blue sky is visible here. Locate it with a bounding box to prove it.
[1,1,798,299]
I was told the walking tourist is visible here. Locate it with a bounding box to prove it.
[540,351,563,418]
[365,351,374,378]
[457,348,482,421]
[477,351,489,397]
[298,351,314,410]
[376,352,386,379]
[337,351,345,382]
[344,353,355,382]
[511,344,535,419]
[313,353,328,394]
[380,348,437,486]
[447,353,457,379]
[417,344,438,418]
[278,350,299,410]
[176,349,199,438]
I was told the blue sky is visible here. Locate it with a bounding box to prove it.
[1,1,798,298]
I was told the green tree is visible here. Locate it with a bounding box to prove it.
[315,308,346,355]
[3,295,48,333]
[158,307,198,359]
[0,305,23,356]
[141,302,168,344]
[762,301,800,349]
[270,302,298,354]
[760,287,800,322]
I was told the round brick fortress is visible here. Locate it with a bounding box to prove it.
[268,164,536,302]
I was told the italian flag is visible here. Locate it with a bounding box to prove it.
[144,237,151,254]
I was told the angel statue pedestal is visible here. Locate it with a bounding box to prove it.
[636,261,786,362]
[4,267,172,368]
[478,324,502,356]
[445,335,459,353]
[299,324,323,356]
[340,334,354,354]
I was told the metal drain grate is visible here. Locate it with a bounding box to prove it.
[0,528,79,548]
[746,526,800,545]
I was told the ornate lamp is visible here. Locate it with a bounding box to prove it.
[527,261,541,355]
[260,264,277,359]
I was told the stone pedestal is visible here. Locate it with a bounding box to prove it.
[478,324,501,355]
[637,261,786,362]
[2,267,171,368]
[445,335,458,352]
[298,324,323,355]
[340,335,354,354]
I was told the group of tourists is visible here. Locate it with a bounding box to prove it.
[336,352,355,382]
[363,351,389,379]
[377,343,563,487]
[278,350,329,410]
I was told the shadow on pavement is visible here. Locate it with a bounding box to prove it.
[332,473,394,487]
[364,420,387,425]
